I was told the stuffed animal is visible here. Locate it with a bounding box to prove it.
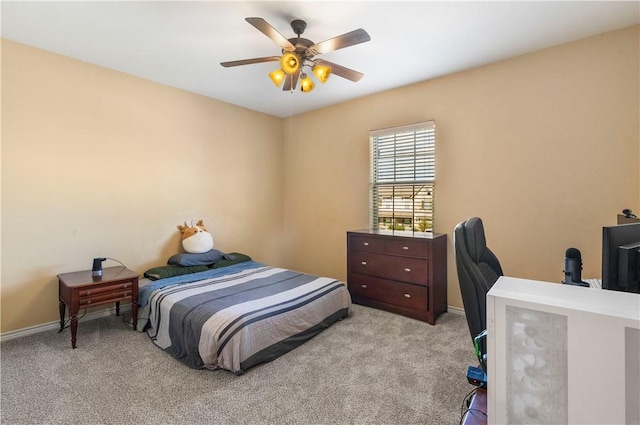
[177,219,214,254]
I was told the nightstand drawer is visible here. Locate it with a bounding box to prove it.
[349,235,385,253]
[385,239,428,258]
[348,251,428,285]
[78,282,133,298]
[79,290,132,307]
[348,273,428,311]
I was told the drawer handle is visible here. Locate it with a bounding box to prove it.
[404,268,411,272]
[86,300,92,304]
[404,293,411,299]
[361,261,367,266]
[361,284,367,289]
[123,284,129,289]
[86,291,91,295]
[402,246,409,250]
[363,242,369,246]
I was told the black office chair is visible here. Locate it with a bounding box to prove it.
[454,217,503,349]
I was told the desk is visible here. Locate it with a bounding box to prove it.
[58,266,139,348]
[462,388,487,425]
[487,276,640,424]
[618,214,640,224]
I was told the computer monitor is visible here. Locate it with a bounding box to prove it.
[602,223,640,293]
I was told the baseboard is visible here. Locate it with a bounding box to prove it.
[3,303,462,342]
[446,305,465,316]
[0,304,132,343]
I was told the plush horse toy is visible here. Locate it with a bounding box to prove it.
[177,219,214,253]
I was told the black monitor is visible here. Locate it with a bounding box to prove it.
[602,223,640,293]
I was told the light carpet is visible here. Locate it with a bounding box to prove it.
[1,304,477,424]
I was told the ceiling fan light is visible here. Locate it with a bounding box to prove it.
[313,64,331,83]
[268,69,285,87]
[280,53,299,74]
[300,73,315,93]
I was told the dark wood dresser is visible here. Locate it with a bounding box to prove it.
[347,229,447,324]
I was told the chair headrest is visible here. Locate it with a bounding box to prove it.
[464,217,487,263]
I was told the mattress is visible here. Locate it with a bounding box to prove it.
[138,261,351,374]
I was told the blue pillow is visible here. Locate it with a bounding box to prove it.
[168,249,233,267]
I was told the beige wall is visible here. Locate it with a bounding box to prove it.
[2,25,639,334]
[281,25,640,310]
[1,40,285,333]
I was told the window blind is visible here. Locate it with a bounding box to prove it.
[370,121,436,232]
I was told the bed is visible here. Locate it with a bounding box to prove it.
[137,258,351,374]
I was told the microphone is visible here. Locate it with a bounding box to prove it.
[92,257,106,277]
[563,248,588,287]
[623,209,637,218]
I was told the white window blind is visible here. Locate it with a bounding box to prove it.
[370,121,435,232]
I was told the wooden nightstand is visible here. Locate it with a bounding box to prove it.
[58,266,139,348]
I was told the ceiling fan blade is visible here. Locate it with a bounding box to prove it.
[220,56,280,67]
[309,28,371,55]
[282,70,300,91]
[316,60,364,82]
[245,17,295,52]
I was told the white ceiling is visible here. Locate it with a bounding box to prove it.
[2,1,638,118]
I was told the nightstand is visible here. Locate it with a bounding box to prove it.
[58,266,139,348]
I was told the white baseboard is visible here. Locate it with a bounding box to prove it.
[2,303,463,342]
[0,304,132,343]
[446,305,465,316]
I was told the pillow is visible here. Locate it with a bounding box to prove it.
[143,252,252,280]
[210,252,251,269]
[144,265,209,281]
[167,249,228,267]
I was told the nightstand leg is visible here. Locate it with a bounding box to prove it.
[132,300,138,331]
[70,313,78,349]
[115,301,120,316]
[59,301,66,331]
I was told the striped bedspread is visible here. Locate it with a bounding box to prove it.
[140,261,351,374]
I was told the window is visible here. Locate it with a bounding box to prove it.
[370,121,435,232]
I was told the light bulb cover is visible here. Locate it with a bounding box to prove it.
[268,69,285,87]
[300,73,315,93]
[280,53,300,74]
[313,64,331,83]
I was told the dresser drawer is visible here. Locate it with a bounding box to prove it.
[385,238,428,258]
[348,251,428,285]
[348,273,428,311]
[349,234,385,253]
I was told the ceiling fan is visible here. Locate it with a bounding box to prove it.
[220,17,371,93]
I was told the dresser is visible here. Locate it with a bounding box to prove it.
[347,229,447,324]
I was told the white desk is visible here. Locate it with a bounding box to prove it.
[486,276,640,425]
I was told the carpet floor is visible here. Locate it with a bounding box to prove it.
[1,304,477,424]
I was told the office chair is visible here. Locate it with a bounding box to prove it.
[454,217,503,349]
